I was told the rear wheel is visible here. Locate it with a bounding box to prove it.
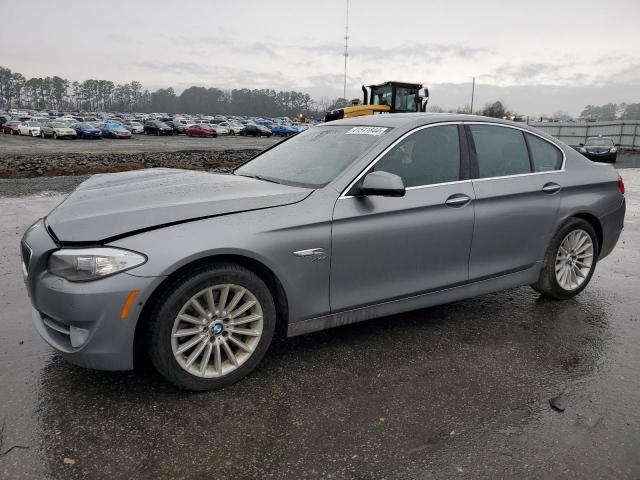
[147,263,276,390]
[531,218,598,300]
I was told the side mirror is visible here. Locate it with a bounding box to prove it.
[358,171,405,197]
[615,143,620,147]
[579,143,584,146]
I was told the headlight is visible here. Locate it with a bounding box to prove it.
[48,247,146,281]
[579,147,587,153]
[610,147,617,153]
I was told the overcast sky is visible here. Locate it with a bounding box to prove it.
[3,0,639,115]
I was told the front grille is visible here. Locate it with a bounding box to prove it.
[21,241,32,277]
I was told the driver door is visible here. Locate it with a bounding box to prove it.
[330,124,475,311]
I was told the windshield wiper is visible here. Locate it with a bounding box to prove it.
[234,173,282,185]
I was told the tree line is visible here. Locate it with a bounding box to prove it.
[428,100,640,121]
[0,66,321,117]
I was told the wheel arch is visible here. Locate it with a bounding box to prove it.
[133,253,290,366]
[571,212,603,256]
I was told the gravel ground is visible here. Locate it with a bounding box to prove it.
[0,133,280,178]
[0,132,279,156]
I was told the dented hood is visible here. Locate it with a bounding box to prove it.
[46,168,312,243]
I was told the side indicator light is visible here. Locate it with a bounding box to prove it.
[120,290,140,319]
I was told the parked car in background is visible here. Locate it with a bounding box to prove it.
[579,136,619,163]
[123,120,144,134]
[242,123,272,137]
[18,121,42,137]
[71,122,103,139]
[99,123,132,139]
[210,123,229,135]
[169,119,188,134]
[2,120,22,135]
[40,122,78,139]
[215,121,244,135]
[271,124,299,137]
[21,114,626,391]
[144,120,174,136]
[186,124,217,137]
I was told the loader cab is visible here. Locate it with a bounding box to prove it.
[324,81,429,122]
[368,82,423,113]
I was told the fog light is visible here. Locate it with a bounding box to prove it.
[69,326,90,348]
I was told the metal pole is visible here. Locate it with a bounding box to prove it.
[343,0,350,100]
[470,76,475,114]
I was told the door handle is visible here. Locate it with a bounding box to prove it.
[445,194,471,207]
[542,182,561,194]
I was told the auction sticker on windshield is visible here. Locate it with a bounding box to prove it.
[345,126,388,136]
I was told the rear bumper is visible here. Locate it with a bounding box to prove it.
[599,197,626,260]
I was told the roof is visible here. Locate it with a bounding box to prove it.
[325,113,525,129]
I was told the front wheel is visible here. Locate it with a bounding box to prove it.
[531,218,598,300]
[147,263,276,390]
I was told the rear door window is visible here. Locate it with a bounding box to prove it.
[526,133,563,171]
[469,125,531,178]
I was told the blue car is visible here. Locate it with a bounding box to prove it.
[271,124,299,137]
[71,122,102,139]
[100,122,132,139]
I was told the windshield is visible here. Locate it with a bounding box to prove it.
[50,122,65,128]
[585,138,614,146]
[234,125,391,188]
[370,85,393,106]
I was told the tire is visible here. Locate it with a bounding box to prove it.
[531,218,598,300]
[146,263,276,391]
[53,132,58,140]
[41,131,46,138]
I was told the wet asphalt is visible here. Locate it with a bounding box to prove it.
[0,170,639,479]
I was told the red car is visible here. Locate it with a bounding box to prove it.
[2,121,21,135]
[186,124,217,138]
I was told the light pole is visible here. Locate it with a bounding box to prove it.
[470,76,475,114]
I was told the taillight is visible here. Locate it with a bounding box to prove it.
[617,175,625,195]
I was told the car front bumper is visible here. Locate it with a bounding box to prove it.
[584,152,617,162]
[22,220,163,370]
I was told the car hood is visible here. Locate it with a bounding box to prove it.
[46,168,312,243]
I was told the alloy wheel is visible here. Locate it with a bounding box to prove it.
[555,229,594,291]
[171,284,264,378]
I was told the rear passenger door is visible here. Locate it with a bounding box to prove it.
[466,123,565,281]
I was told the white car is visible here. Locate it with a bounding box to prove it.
[210,124,229,135]
[125,121,144,134]
[18,121,42,137]
[216,121,243,135]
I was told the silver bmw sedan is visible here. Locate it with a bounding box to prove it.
[22,113,626,390]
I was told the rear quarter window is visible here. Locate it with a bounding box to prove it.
[526,133,563,171]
